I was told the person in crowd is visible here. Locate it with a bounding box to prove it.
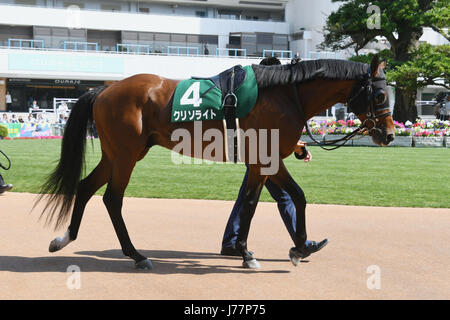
[5,91,12,111]
[1,113,9,123]
[10,114,18,123]
[35,113,48,131]
[434,93,449,121]
[31,100,40,111]
[58,113,67,126]
[58,102,69,117]
[18,115,25,123]
[25,113,35,124]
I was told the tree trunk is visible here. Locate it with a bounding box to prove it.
[390,29,422,123]
[392,87,418,123]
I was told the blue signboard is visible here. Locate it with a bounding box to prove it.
[8,53,124,74]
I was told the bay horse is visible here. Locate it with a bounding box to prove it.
[36,55,394,270]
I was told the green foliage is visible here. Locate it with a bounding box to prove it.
[349,49,402,72]
[386,44,450,92]
[425,0,450,41]
[322,0,448,59]
[350,43,450,93]
[0,124,8,138]
[323,0,449,122]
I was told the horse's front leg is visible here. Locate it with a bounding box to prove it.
[235,165,267,269]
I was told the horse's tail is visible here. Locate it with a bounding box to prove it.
[35,86,106,230]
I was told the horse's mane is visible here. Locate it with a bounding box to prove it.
[252,59,369,88]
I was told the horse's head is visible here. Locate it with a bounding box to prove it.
[347,55,395,146]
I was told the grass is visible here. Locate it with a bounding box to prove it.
[1,139,449,208]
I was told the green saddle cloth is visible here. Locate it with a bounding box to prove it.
[171,65,258,123]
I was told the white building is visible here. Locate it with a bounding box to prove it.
[0,0,447,115]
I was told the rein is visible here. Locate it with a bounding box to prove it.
[292,72,391,151]
[0,149,11,170]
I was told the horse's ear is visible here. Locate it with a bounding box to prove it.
[370,55,380,77]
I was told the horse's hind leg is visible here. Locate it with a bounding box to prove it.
[49,155,111,252]
[236,165,267,269]
[103,156,152,270]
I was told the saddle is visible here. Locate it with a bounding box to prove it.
[194,66,246,163]
[192,65,247,100]
[171,65,258,162]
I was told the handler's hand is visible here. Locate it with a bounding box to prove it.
[294,141,312,162]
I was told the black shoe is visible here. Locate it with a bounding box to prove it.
[289,239,329,266]
[0,184,13,195]
[220,246,254,257]
[298,239,329,259]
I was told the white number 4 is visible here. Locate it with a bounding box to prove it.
[180,82,203,107]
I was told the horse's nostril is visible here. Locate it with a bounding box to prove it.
[387,134,395,142]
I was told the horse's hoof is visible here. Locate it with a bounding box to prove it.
[242,259,260,269]
[135,259,153,270]
[49,239,60,253]
[289,247,302,266]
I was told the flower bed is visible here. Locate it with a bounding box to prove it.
[3,136,63,140]
[302,119,449,147]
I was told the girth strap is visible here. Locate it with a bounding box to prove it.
[223,68,239,163]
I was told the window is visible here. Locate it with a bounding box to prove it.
[195,11,206,18]
[256,33,273,45]
[14,0,37,5]
[101,4,121,12]
[139,7,150,14]
[218,9,241,20]
[199,35,218,45]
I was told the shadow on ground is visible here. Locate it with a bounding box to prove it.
[0,249,301,275]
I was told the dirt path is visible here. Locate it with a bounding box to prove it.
[0,192,448,300]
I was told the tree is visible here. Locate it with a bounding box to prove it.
[321,0,449,123]
[350,44,450,120]
[387,44,449,120]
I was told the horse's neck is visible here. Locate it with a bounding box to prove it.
[297,79,355,120]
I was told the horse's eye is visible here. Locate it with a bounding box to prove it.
[375,90,386,105]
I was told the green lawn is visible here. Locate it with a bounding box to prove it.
[1,139,449,208]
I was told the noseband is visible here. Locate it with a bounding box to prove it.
[293,68,391,151]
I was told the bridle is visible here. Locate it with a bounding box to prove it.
[347,70,391,126]
[294,67,392,151]
[0,149,11,170]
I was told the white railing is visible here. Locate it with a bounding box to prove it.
[263,49,292,59]
[64,41,99,52]
[307,51,342,60]
[117,43,151,54]
[8,39,44,49]
[167,46,200,56]
[216,48,247,57]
